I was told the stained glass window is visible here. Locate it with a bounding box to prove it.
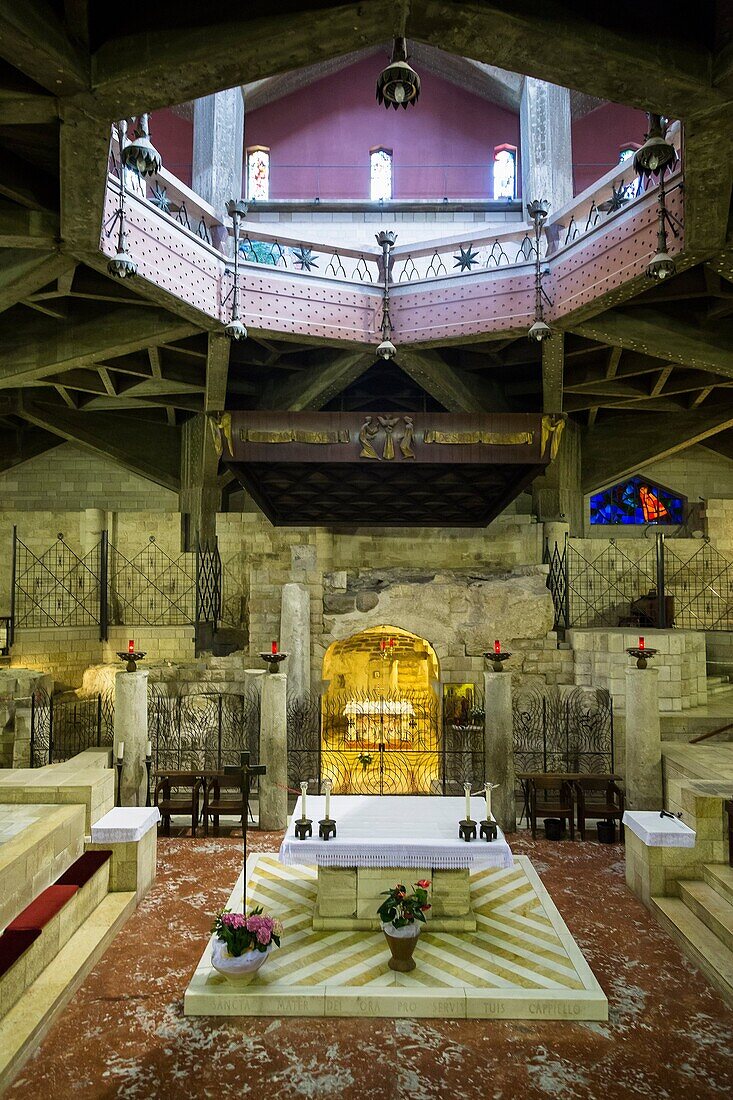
[370,148,392,201]
[247,147,269,201]
[590,476,685,526]
[493,146,516,200]
[619,147,635,163]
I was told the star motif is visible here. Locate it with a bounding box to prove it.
[292,247,319,271]
[453,245,480,271]
[598,181,631,214]
[149,184,172,214]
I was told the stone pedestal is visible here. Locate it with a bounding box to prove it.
[544,521,569,555]
[259,672,288,830]
[280,582,310,699]
[114,670,148,807]
[313,866,475,931]
[483,671,516,833]
[625,667,663,810]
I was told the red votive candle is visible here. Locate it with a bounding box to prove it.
[639,637,645,651]
[271,640,278,655]
[494,640,501,654]
[380,639,386,651]
[128,639,134,654]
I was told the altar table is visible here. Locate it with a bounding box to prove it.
[279,796,514,931]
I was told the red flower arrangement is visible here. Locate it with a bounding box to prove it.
[377,880,432,928]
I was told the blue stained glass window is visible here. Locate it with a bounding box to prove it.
[590,476,686,526]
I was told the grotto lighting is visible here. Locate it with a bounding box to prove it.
[376,38,420,109]
[633,113,677,181]
[526,199,552,341]
[121,113,163,176]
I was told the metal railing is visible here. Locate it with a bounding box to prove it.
[30,687,114,767]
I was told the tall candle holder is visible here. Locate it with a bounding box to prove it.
[627,636,657,670]
[484,642,512,673]
[145,745,153,808]
[115,746,124,807]
[480,781,499,841]
[319,779,336,840]
[117,650,146,673]
[459,781,477,841]
[260,650,288,674]
[295,780,313,839]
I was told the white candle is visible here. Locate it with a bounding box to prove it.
[146,740,152,758]
[324,781,331,819]
[300,782,308,820]
[464,782,471,820]
[117,740,125,760]
[485,783,493,820]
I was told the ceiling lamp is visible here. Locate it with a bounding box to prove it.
[376,38,420,109]
[106,164,137,278]
[526,199,552,341]
[377,339,396,360]
[633,113,676,180]
[224,199,248,340]
[376,230,397,357]
[647,175,677,280]
[121,113,162,176]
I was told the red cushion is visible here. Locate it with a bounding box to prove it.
[0,929,41,978]
[56,850,111,889]
[6,885,78,932]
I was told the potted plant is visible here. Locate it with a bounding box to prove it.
[210,906,282,980]
[377,880,431,972]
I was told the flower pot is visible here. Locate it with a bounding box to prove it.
[597,819,616,844]
[211,938,273,981]
[382,921,421,972]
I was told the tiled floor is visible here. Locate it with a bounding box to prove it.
[6,830,733,1100]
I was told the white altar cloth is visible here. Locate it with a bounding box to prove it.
[622,810,696,847]
[279,796,514,869]
[91,806,160,843]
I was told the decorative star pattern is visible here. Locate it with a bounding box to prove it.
[292,247,319,271]
[598,181,632,214]
[149,184,172,214]
[453,245,480,271]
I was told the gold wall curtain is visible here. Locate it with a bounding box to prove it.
[540,416,565,461]
[424,430,534,446]
[238,428,351,444]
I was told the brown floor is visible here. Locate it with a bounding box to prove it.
[6,830,733,1100]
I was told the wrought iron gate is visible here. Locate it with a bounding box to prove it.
[30,687,114,767]
[512,686,613,774]
[147,686,260,771]
[14,533,104,629]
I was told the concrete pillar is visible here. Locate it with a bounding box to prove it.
[115,670,149,807]
[192,89,245,251]
[280,583,311,699]
[520,77,573,214]
[244,668,266,698]
[532,419,583,535]
[259,672,288,830]
[544,521,569,555]
[81,508,106,557]
[179,413,221,550]
[484,670,516,833]
[625,667,663,810]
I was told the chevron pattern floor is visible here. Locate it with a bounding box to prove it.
[184,854,607,1019]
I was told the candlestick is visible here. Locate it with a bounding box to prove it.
[485,782,492,820]
[128,639,134,654]
[639,636,645,651]
[146,739,152,758]
[324,784,331,819]
[117,740,125,760]
[271,639,278,654]
[300,781,308,820]
[465,782,471,820]
[494,639,500,654]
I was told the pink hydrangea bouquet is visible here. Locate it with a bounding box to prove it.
[211,906,283,956]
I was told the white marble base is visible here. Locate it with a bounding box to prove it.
[90,807,160,843]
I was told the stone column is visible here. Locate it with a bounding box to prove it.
[532,419,583,536]
[179,413,221,551]
[520,77,573,215]
[115,669,149,807]
[483,670,516,833]
[280,583,311,699]
[544,521,569,555]
[625,667,663,810]
[193,88,245,250]
[259,672,288,831]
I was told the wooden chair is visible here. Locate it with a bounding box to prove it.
[528,776,575,840]
[203,772,247,836]
[574,777,625,841]
[154,773,203,836]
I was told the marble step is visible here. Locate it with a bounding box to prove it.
[0,889,136,1092]
[679,881,733,952]
[704,864,733,907]
[651,896,733,1008]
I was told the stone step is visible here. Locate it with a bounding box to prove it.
[704,864,733,907]
[651,896,733,1008]
[679,880,733,952]
[708,683,733,697]
[706,675,729,687]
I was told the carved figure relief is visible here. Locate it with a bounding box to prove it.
[359,415,417,460]
[378,415,400,460]
[400,416,415,459]
[359,416,381,460]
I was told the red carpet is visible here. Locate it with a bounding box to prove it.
[6,831,733,1100]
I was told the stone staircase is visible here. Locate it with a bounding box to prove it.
[706,673,733,697]
[652,864,733,1007]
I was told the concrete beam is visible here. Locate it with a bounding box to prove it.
[20,401,181,491]
[541,333,564,412]
[682,105,733,255]
[204,332,230,413]
[0,305,199,387]
[258,351,374,410]
[394,349,488,412]
[571,308,733,379]
[582,406,733,492]
[179,412,221,547]
[0,201,58,251]
[0,0,88,95]
[0,252,73,314]
[59,106,111,256]
[0,423,61,472]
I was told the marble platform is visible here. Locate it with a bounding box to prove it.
[184,853,608,1020]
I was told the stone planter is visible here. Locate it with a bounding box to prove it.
[382,921,421,972]
[211,938,273,981]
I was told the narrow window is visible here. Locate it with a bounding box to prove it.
[493,145,516,200]
[247,147,270,201]
[618,146,635,163]
[370,147,393,201]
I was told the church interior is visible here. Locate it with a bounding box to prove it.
[1,2,733,1097]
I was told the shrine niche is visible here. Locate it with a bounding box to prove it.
[320,625,440,795]
[221,411,557,526]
